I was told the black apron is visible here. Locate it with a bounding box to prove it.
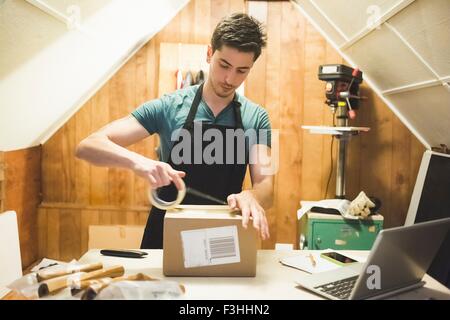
[141,84,248,248]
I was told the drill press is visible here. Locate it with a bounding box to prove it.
[304,64,367,199]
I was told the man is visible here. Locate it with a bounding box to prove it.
[76,13,274,249]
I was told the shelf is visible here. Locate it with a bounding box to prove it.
[301,125,370,135]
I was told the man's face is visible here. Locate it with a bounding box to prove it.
[207,45,255,98]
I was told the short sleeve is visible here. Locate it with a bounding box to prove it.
[256,108,272,148]
[131,98,165,135]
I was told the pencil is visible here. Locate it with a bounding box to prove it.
[308,253,316,267]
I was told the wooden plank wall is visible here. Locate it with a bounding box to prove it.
[0,152,4,213]
[246,1,424,245]
[158,43,209,96]
[3,147,42,269]
[38,204,148,261]
[39,0,424,261]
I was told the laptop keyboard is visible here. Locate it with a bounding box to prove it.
[314,276,358,300]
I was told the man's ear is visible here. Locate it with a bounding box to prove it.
[206,45,213,63]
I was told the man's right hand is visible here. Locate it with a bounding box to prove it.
[75,115,186,190]
[133,158,186,190]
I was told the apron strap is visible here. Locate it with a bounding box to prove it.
[183,84,204,131]
[232,100,244,129]
[183,83,244,130]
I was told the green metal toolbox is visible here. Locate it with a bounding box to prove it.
[298,212,384,250]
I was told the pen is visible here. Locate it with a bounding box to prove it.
[308,253,316,267]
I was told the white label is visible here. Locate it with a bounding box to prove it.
[181,226,240,268]
[322,66,338,74]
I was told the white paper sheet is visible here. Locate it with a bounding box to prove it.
[280,250,341,274]
[297,199,351,220]
[0,211,22,287]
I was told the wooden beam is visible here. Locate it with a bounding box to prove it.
[25,0,71,26]
[0,151,4,212]
[39,202,150,212]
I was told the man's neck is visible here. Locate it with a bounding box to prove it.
[202,79,234,117]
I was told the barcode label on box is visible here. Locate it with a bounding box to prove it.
[181,226,240,268]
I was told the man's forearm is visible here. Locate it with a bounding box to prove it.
[76,134,145,170]
[247,177,274,210]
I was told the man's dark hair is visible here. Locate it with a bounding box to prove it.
[211,13,267,61]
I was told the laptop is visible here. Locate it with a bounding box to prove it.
[296,217,450,300]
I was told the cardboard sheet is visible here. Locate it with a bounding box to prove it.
[0,211,22,288]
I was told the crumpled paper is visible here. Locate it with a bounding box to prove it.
[7,258,186,300]
[8,259,86,300]
[298,191,380,221]
[343,191,376,220]
[94,280,185,300]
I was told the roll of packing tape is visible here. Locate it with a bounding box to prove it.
[148,179,186,210]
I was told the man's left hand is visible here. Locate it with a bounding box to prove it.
[227,191,270,240]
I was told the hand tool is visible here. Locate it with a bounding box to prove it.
[148,179,227,210]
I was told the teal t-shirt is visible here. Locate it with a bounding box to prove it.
[131,85,272,162]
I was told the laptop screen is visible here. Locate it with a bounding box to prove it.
[405,151,450,288]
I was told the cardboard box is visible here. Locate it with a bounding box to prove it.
[88,225,145,250]
[163,205,257,277]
